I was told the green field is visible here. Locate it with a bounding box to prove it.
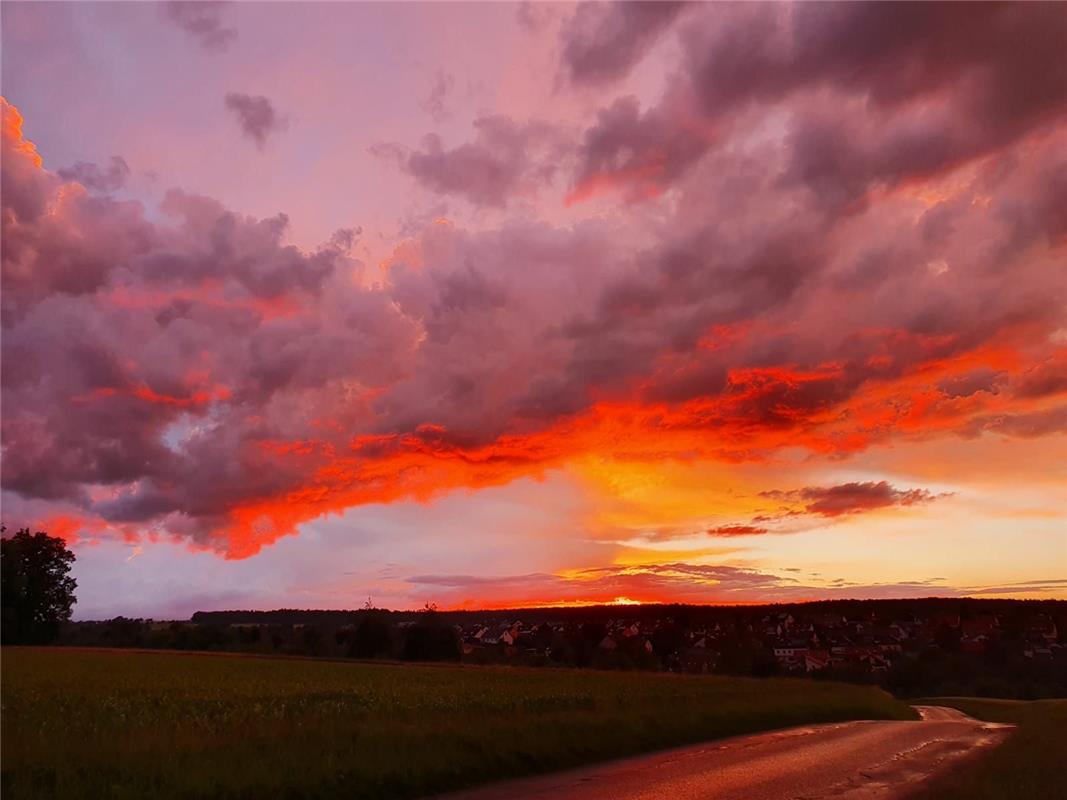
[909,697,1067,800]
[2,647,914,799]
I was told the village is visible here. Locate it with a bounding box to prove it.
[451,605,1063,677]
[60,599,1066,699]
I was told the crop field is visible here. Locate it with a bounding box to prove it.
[909,697,1067,800]
[2,647,914,799]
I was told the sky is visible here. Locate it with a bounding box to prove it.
[1,1,1065,620]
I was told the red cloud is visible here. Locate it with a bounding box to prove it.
[707,524,769,537]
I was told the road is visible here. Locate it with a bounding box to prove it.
[435,706,1012,800]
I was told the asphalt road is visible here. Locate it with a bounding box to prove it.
[436,706,1012,800]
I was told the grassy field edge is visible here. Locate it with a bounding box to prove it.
[3,647,915,800]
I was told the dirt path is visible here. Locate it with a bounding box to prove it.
[434,706,1012,800]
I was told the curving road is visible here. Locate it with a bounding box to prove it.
[435,706,1012,800]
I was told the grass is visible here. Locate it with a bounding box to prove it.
[908,697,1067,800]
[2,647,913,799]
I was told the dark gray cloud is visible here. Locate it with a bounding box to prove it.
[567,2,1067,207]
[57,157,130,194]
[224,93,288,148]
[163,1,237,52]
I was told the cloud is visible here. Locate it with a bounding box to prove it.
[706,524,768,537]
[420,69,454,123]
[408,563,795,607]
[516,2,558,34]
[566,2,1067,205]
[57,157,130,194]
[961,578,1067,596]
[377,116,567,207]
[3,0,1065,570]
[406,563,987,608]
[224,93,288,148]
[560,1,688,86]
[1013,354,1067,399]
[961,407,1067,440]
[163,1,237,52]
[763,481,943,518]
[567,95,709,205]
[708,480,947,538]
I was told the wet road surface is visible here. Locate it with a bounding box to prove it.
[435,706,1012,800]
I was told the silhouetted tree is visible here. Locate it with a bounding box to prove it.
[100,616,147,648]
[301,624,323,655]
[401,606,460,661]
[349,611,392,658]
[1,526,77,644]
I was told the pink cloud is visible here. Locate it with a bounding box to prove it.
[2,2,1065,568]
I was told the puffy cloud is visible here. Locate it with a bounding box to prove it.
[224,93,288,148]
[163,1,237,52]
[57,157,130,194]
[560,1,688,86]
[2,97,418,554]
[567,95,709,205]
[567,2,1067,205]
[377,116,568,207]
[681,2,1067,127]
[763,482,942,518]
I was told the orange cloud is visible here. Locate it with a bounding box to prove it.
[208,330,1061,557]
[2,100,42,168]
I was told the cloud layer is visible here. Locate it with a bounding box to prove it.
[2,2,1065,579]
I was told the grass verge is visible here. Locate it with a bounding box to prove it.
[908,697,1067,800]
[2,647,913,799]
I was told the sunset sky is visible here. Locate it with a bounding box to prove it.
[2,1,1065,619]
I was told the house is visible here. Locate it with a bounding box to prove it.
[805,650,831,672]
[1025,616,1058,643]
[679,646,718,673]
[962,614,1000,639]
[773,639,811,670]
[773,643,809,659]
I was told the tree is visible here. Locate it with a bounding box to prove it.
[401,605,460,662]
[349,611,392,658]
[1,526,78,644]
